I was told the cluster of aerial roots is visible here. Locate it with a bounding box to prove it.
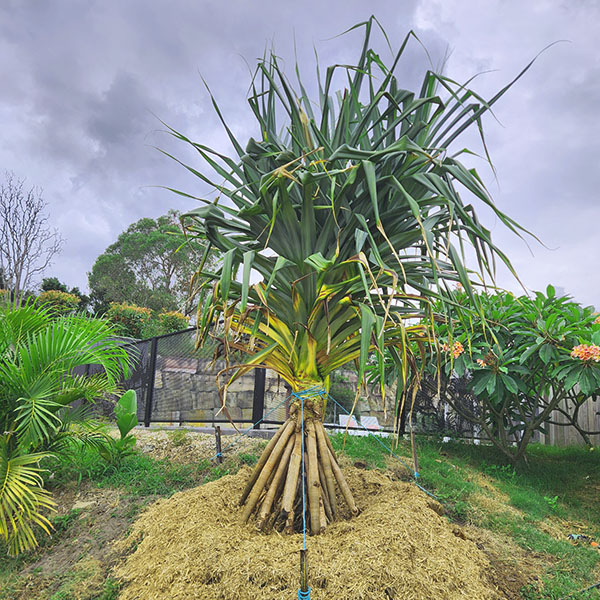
[239,398,359,535]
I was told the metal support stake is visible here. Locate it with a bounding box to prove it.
[215,426,223,464]
[397,390,408,437]
[300,549,308,593]
[411,429,419,475]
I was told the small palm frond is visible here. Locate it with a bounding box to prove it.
[46,405,110,454]
[0,437,56,555]
[13,391,63,449]
[53,373,123,407]
[16,316,133,386]
[47,427,109,455]
[0,300,52,357]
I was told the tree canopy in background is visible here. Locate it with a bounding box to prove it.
[88,210,215,315]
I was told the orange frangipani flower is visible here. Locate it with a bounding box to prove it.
[442,340,464,358]
[571,344,600,362]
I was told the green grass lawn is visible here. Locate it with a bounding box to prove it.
[1,432,599,599]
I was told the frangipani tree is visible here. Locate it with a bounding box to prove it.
[421,287,600,464]
[168,18,533,534]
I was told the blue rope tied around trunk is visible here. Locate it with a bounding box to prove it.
[297,590,311,599]
[300,394,307,552]
[210,385,324,462]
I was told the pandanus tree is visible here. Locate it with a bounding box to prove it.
[167,18,532,534]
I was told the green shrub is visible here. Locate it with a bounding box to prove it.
[168,429,189,447]
[158,310,190,333]
[106,303,191,339]
[98,390,139,465]
[106,302,152,338]
[37,290,81,315]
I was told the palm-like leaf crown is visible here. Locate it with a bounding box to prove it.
[0,303,133,448]
[171,19,533,400]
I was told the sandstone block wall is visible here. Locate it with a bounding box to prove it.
[150,356,290,426]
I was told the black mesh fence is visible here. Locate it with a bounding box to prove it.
[72,337,150,423]
[76,328,489,439]
[147,329,289,427]
[408,376,481,439]
[121,338,152,424]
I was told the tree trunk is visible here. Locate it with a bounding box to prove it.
[240,389,359,534]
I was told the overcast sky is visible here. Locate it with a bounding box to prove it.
[0,1,598,307]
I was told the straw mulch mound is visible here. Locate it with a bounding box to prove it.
[115,466,501,599]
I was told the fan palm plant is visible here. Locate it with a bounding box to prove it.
[0,301,133,554]
[168,18,533,534]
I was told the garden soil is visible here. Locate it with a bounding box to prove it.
[115,465,503,599]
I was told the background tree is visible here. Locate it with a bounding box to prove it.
[0,172,63,303]
[173,19,534,534]
[41,276,68,293]
[88,210,215,315]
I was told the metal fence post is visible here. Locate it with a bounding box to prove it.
[252,368,266,429]
[397,394,407,436]
[144,336,159,427]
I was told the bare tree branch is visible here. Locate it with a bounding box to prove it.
[0,171,64,303]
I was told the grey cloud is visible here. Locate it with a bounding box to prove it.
[87,73,151,147]
[0,0,597,308]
